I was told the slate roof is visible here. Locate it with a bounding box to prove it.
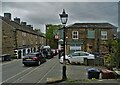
[66,23,117,29]
[1,16,45,37]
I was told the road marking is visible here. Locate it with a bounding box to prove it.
[13,58,58,83]
[2,59,22,65]
[13,66,40,83]
[1,67,32,83]
[37,62,57,83]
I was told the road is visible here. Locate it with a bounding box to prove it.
[1,55,120,84]
[2,56,62,83]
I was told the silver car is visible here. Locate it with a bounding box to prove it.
[60,51,95,64]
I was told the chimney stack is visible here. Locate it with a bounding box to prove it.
[27,25,31,28]
[21,22,26,26]
[14,17,20,24]
[31,26,33,30]
[4,13,11,20]
[27,25,33,30]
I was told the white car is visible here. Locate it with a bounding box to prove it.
[60,51,95,64]
[60,55,70,64]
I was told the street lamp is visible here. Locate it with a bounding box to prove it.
[59,9,68,80]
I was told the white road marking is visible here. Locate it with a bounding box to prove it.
[13,66,40,83]
[2,59,22,65]
[1,57,58,84]
[13,59,56,83]
[1,67,32,83]
[37,62,57,83]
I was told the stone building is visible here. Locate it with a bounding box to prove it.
[58,23,117,55]
[1,13,46,58]
[118,31,120,39]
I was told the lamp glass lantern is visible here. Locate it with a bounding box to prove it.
[59,9,68,25]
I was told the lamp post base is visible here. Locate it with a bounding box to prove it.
[62,65,67,80]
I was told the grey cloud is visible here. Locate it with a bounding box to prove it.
[2,2,118,33]
[2,0,120,2]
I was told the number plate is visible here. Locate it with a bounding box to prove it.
[26,59,32,60]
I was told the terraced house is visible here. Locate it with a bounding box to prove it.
[1,13,46,59]
[58,23,117,55]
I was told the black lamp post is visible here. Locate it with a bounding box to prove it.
[59,9,68,80]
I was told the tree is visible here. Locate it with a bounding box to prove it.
[112,39,120,68]
[45,24,62,48]
[104,40,114,69]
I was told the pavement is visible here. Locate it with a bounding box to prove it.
[46,56,120,84]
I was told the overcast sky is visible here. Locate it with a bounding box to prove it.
[1,0,119,33]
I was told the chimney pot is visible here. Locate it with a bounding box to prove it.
[21,22,26,26]
[4,13,11,20]
[14,17,20,24]
[27,25,31,27]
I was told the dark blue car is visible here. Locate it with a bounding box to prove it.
[22,52,46,66]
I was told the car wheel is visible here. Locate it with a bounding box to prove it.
[66,60,70,64]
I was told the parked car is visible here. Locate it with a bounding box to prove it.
[51,49,59,56]
[60,55,70,64]
[0,54,11,61]
[60,51,95,64]
[22,52,46,66]
[42,46,53,59]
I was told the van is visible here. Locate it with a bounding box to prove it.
[42,46,53,59]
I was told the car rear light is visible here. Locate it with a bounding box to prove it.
[32,57,38,60]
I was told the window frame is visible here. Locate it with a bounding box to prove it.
[72,31,79,39]
[101,31,107,40]
[87,30,95,39]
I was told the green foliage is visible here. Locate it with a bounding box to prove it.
[107,39,120,68]
[46,24,61,40]
[104,54,111,65]
[45,24,62,48]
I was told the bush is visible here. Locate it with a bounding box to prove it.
[104,54,111,65]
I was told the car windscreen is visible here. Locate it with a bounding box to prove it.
[71,53,80,57]
[80,53,89,56]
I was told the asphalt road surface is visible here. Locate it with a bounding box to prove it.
[2,56,62,84]
[1,55,120,84]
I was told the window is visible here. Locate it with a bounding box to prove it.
[36,36,37,39]
[87,30,95,39]
[22,40,25,45]
[101,31,107,40]
[22,32,26,37]
[30,34,33,44]
[72,53,79,57]
[72,31,78,39]
[80,53,89,56]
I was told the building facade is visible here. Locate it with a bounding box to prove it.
[118,31,120,39]
[0,17,2,55]
[1,13,46,58]
[58,23,117,55]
